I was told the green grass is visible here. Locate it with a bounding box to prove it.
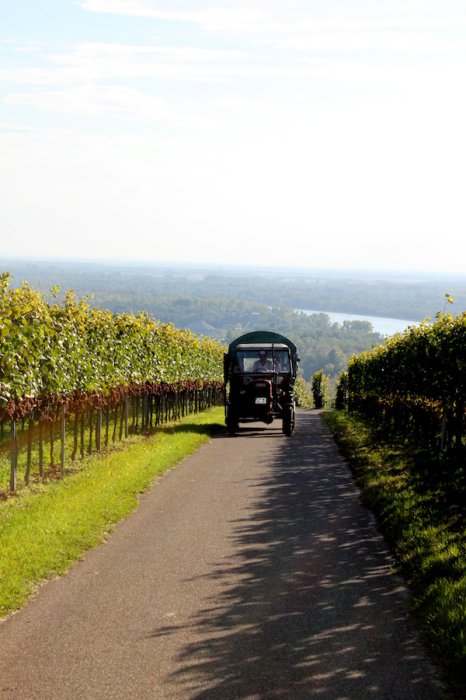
[0,407,224,618]
[0,404,171,494]
[322,410,466,697]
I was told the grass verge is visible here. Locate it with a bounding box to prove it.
[322,410,466,698]
[0,407,224,619]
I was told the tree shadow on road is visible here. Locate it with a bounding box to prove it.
[149,411,443,699]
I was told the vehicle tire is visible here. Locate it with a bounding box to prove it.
[226,417,239,436]
[282,404,295,436]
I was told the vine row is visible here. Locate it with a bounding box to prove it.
[340,312,466,455]
[0,274,225,493]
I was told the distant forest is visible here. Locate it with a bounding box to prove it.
[3,259,466,381]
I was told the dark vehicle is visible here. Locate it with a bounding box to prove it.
[224,331,299,436]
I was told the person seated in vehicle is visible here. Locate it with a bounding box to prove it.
[252,350,274,372]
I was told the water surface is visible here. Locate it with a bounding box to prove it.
[297,309,419,336]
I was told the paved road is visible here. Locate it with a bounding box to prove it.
[0,410,443,699]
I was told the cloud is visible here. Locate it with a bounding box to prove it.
[3,34,463,99]
[78,0,264,31]
[5,83,183,121]
[0,42,249,86]
[77,0,466,50]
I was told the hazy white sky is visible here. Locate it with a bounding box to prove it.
[1,0,466,273]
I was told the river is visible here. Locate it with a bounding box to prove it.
[297,309,420,337]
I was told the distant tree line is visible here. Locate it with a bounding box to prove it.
[4,259,466,321]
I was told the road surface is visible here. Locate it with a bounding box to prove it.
[0,410,443,698]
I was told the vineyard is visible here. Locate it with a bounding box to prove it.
[341,312,466,457]
[0,273,224,494]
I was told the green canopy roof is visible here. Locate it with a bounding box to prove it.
[227,331,297,358]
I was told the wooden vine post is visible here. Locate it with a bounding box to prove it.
[96,408,102,451]
[124,393,129,438]
[60,404,66,472]
[38,420,44,478]
[10,419,17,493]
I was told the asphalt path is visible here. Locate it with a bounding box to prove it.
[0,410,444,699]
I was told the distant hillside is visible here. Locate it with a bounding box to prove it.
[3,259,466,322]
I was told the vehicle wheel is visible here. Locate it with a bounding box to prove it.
[282,405,295,436]
[226,417,239,436]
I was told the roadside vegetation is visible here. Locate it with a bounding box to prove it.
[294,375,313,408]
[0,274,223,495]
[0,407,224,618]
[322,410,466,697]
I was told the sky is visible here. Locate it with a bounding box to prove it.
[1,0,466,274]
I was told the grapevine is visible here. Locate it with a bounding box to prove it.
[342,312,466,455]
[0,274,224,493]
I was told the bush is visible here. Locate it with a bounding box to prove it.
[335,371,348,410]
[311,370,329,409]
[294,375,313,408]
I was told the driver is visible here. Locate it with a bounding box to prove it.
[252,350,274,372]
